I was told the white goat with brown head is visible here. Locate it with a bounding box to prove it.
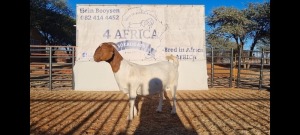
[93,42,179,120]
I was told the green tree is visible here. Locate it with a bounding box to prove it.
[207,7,253,53]
[255,37,270,50]
[30,0,75,45]
[245,2,270,54]
[207,2,270,56]
[206,32,237,63]
[206,32,236,49]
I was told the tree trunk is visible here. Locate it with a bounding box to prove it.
[234,37,240,56]
[249,38,258,57]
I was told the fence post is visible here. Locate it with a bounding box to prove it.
[211,47,214,88]
[49,47,52,90]
[237,47,242,88]
[229,48,233,88]
[72,47,75,90]
[259,49,264,90]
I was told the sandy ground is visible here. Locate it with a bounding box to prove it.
[30,88,270,135]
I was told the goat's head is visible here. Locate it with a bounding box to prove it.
[93,42,117,62]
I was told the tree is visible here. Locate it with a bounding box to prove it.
[206,31,236,49]
[244,2,270,55]
[207,7,253,53]
[206,32,237,63]
[255,37,270,50]
[30,0,75,45]
[207,2,270,56]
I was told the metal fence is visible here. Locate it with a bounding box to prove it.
[206,47,270,90]
[30,45,270,90]
[30,45,76,90]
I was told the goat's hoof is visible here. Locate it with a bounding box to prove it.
[127,116,133,121]
[171,110,176,114]
[156,108,162,113]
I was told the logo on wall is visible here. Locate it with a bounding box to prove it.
[121,7,167,39]
[115,40,157,60]
[110,7,169,61]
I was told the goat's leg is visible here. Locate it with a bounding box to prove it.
[156,90,164,112]
[128,97,137,120]
[133,100,137,116]
[170,86,177,114]
[127,91,138,121]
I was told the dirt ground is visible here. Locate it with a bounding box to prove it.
[30,88,270,135]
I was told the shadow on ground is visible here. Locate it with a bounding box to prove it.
[30,89,270,135]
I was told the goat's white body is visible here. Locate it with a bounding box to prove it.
[114,60,178,95]
[113,59,179,120]
[94,43,179,120]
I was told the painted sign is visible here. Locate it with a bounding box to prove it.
[74,4,208,91]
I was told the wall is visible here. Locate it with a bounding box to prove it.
[74,4,208,91]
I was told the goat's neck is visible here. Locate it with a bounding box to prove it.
[108,49,123,73]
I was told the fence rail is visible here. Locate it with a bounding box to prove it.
[30,45,76,90]
[30,45,270,90]
[206,47,270,90]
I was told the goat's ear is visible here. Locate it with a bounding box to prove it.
[108,42,118,49]
[109,43,118,53]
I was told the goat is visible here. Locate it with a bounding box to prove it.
[93,42,179,120]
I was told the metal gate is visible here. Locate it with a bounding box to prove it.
[30,45,76,90]
[206,47,270,90]
[30,45,270,90]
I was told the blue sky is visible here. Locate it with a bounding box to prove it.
[67,0,269,49]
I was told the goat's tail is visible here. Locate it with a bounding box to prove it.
[166,54,179,67]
